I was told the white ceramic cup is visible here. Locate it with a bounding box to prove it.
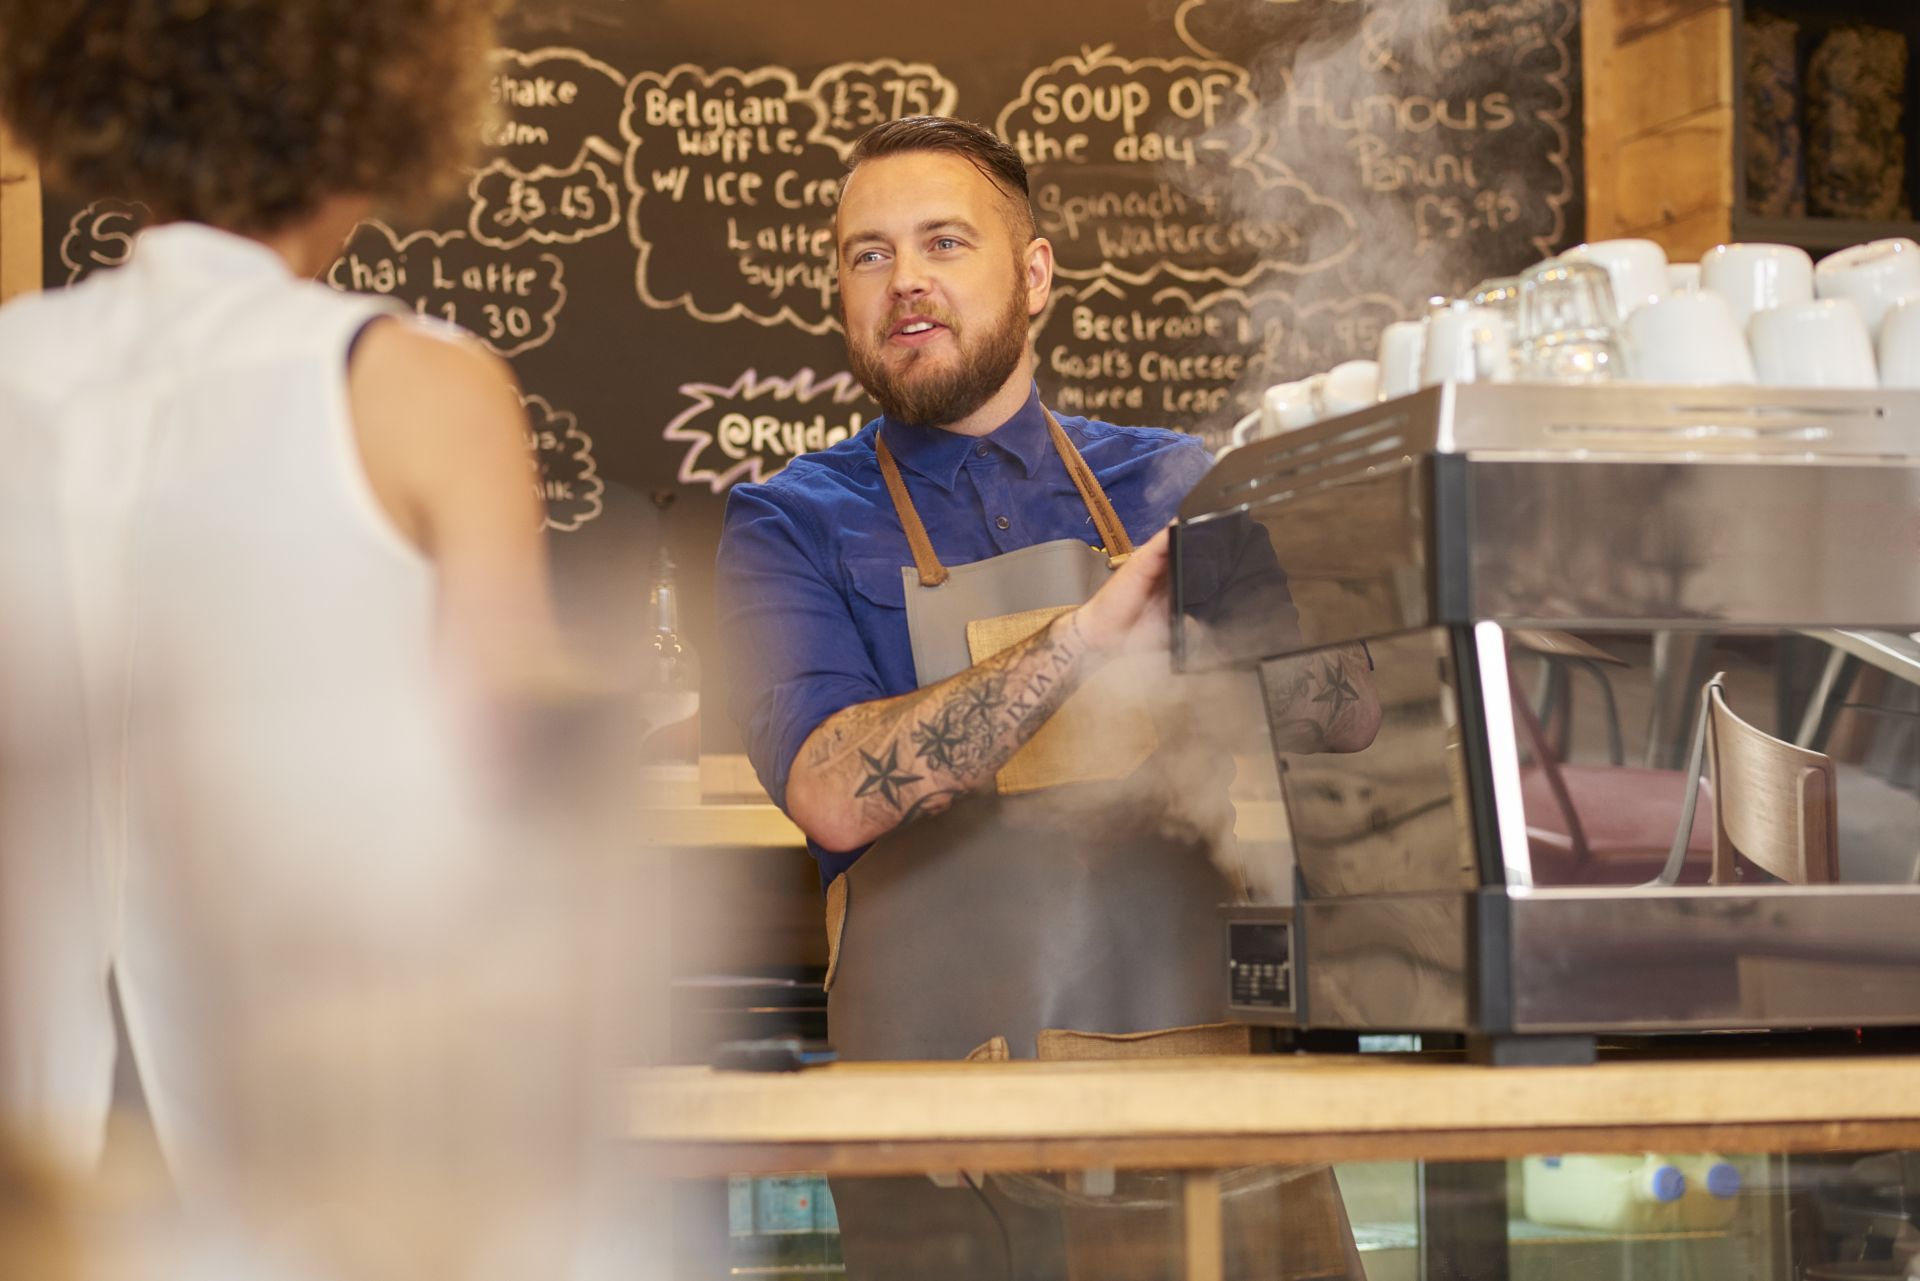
[1316,359,1380,418]
[1700,242,1816,331]
[1666,263,1702,296]
[1623,291,1756,384]
[1749,299,1878,387]
[1254,379,1307,439]
[1423,301,1514,385]
[1376,320,1427,399]
[1814,237,1920,340]
[1289,374,1328,428]
[1229,407,1264,450]
[1561,239,1669,316]
[1877,297,1920,388]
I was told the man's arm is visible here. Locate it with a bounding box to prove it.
[1260,643,1382,756]
[785,529,1171,851]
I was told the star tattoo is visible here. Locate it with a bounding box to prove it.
[855,744,923,808]
[911,712,968,773]
[1312,659,1361,715]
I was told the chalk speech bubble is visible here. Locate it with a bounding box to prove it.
[622,64,845,335]
[468,154,621,249]
[59,198,153,284]
[486,47,626,172]
[996,43,1265,173]
[1029,161,1358,288]
[665,368,872,493]
[1036,279,1405,448]
[1035,278,1264,433]
[997,44,1357,288]
[805,60,960,159]
[1178,0,1578,276]
[523,393,604,532]
[327,221,566,358]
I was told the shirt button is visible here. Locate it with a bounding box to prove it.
[995,516,1010,530]
[975,444,990,458]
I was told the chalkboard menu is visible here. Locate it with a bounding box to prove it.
[42,0,1581,752]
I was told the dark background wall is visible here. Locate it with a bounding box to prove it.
[43,0,1582,757]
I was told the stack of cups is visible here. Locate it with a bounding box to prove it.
[1290,233,1920,446]
[1809,238,1920,386]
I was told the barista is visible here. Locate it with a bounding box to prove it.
[717,116,1377,1279]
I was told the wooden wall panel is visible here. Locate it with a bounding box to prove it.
[1583,0,1622,237]
[1616,0,1724,44]
[1614,8,1735,141]
[0,123,40,302]
[1612,106,1735,232]
[1586,0,1737,256]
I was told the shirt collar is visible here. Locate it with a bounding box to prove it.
[879,385,1050,491]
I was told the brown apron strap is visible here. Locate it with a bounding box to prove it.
[1042,410,1135,566]
[874,408,1136,586]
[875,431,950,587]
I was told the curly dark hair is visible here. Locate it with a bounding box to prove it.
[847,116,1036,241]
[0,0,499,232]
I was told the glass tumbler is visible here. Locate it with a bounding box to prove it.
[1516,260,1626,383]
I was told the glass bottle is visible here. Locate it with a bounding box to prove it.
[639,489,700,768]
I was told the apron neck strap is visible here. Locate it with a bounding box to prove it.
[875,408,1137,588]
[875,429,950,587]
[1045,410,1135,566]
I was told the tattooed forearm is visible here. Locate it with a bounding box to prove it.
[786,611,1098,849]
[1261,643,1382,756]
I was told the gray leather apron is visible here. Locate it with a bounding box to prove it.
[825,409,1231,1063]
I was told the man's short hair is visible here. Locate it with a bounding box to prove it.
[845,116,1036,242]
[0,0,498,234]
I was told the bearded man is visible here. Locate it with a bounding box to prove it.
[715,116,1374,1281]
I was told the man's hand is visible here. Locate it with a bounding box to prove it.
[1069,527,1173,658]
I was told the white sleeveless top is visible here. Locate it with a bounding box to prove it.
[0,224,490,1176]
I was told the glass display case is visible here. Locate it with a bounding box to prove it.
[680,1141,1920,1280]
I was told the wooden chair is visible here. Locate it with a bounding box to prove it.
[1706,678,1840,886]
[1513,688,1714,885]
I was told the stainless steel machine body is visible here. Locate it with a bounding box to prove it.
[1174,384,1920,1056]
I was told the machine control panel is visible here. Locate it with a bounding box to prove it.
[1226,908,1298,1025]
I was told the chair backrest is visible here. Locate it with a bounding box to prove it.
[1705,680,1840,885]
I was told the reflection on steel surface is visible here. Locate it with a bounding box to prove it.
[1269,629,1476,899]
[1303,895,1469,1030]
[1180,385,1920,1039]
[1177,384,1920,656]
[1508,887,1920,1030]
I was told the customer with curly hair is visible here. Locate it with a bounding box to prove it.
[0,2,591,1275]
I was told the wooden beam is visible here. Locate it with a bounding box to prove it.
[1182,1171,1225,1281]
[1612,106,1736,234]
[1581,0,1620,238]
[1615,0,1724,45]
[1615,8,1735,142]
[0,121,41,303]
[632,1052,1920,1177]
[641,1119,1920,1179]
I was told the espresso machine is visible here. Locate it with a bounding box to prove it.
[1174,383,1920,1063]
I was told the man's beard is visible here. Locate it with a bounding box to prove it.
[846,275,1031,429]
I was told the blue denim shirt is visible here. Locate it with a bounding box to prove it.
[716,387,1227,885]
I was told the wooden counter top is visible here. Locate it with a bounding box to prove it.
[647,803,807,848]
[642,801,1292,849]
[630,1051,1920,1176]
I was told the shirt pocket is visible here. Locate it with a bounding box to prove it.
[844,556,909,612]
